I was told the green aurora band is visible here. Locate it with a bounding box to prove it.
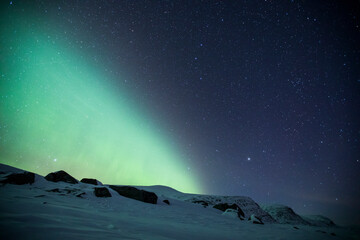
[0,9,203,193]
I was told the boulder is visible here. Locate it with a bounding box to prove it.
[213,203,245,219]
[163,199,170,205]
[45,170,78,184]
[109,185,158,204]
[248,214,264,224]
[0,172,35,185]
[80,178,98,185]
[94,187,111,197]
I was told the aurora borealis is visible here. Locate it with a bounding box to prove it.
[1,0,360,226]
[0,2,202,193]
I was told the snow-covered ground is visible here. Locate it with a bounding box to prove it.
[0,164,359,240]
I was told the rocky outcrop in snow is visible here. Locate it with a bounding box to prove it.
[81,178,101,185]
[175,194,275,223]
[222,209,240,219]
[0,171,35,185]
[261,204,310,225]
[249,214,264,224]
[213,203,245,220]
[109,185,158,204]
[94,187,112,197]
[45,170,78,184]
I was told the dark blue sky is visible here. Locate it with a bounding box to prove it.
[2,0,360,225]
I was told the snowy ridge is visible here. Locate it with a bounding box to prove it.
[0,163,356,240]
[138,185,275,222]
[261,204,311,225]
[302,215,337,227]
[177,194,275,223]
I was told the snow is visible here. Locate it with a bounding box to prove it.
[0,164,358,240]
[302,215,337,227]
[222,209,239,219]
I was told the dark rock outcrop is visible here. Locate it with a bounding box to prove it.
[192,200,209,207]
[76,192,86,198]
[213,203,245,219]
[183,195,275,223]
[163,199,170,205]
[0,172,35,185]
[45,170,78,184]
[109,185,158,204]
[46,187,85,197]
[80,178,99,185]
[46,188,61,193]
[249,214,264,224]
[94,187,111,197]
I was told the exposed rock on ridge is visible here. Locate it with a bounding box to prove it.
[109,185,158,204]
[0,172,35,185]
[45,170,78,184]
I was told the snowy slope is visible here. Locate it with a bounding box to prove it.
[0,164,357,240]
[138,185,275,223]
[302,215,337,227]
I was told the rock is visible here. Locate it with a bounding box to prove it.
[35,195,46,198]
[94,187,111,197]
[46,187,84,197]
[45,170,78,184]
[46,188,60,193]
[109,185,158,204]
[76,192,86,198]
[0,172,35,185]
[185,195,276,223]
[213,203,245,219]
[249,214,264,224]
[80,178,99,185]
[192,200,209,207]
[163,199,170,205]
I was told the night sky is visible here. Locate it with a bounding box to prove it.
[1,1,359,225]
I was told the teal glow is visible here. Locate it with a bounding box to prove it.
[0,11,203,194]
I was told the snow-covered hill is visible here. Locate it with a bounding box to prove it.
[0,163,357,240]
[261,204,311,225]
